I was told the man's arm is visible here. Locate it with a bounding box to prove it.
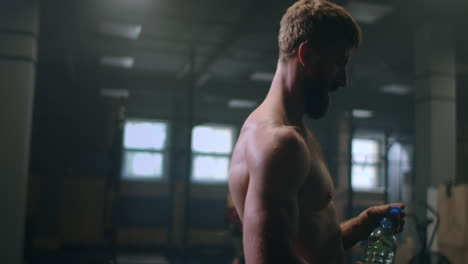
[340,216,363,250]
[341,203,406,249]
[243,130,308,264]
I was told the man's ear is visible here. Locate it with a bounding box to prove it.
[298,41,312,67]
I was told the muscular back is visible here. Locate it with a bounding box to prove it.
[229,112,345,264]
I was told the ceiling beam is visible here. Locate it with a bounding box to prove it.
[186,0,269,86]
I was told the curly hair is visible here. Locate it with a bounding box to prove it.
[278,0,361,61]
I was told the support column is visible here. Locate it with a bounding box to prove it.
[456,23,468,184]
[334,111,353,222]
[0,2,39,263]
[414,23,456,214]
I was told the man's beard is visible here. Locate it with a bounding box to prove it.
[304,78,333,119]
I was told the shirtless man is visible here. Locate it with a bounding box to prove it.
[228,1,405,263]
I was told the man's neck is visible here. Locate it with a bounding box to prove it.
[266,59,305,126]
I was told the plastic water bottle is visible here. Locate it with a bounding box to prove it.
[363,206,401,264]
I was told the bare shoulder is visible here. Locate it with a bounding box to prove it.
[247,124,304,162]
[241,121,309,190]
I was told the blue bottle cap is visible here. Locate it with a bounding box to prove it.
[390,206,401,215]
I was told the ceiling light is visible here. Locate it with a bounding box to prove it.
[100,56,135,69]
[228,99,257,109]
[380,84,412,95]
[352,109,373,119]
[99,22,142,39]
[250,72,274,82]
[100,88,130,98]
[345,2,394,24]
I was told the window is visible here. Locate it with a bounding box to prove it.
[191,124,235,183]
[351,138,382,191]
[121,119,169,180]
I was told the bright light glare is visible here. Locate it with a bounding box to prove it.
[381,84,412,95]
[99,22,142,39]
[124,121,167,150]
[123,152,163,178]
[228,99,257,109]
[352,138,380,190]
[250,72,275,82]
[100,56,135,68]
[192,126,233,154]
[192,155,229,181]
[345,2,393,24]
[352,109,373,119]
[352,139,379,163]
[352,165,378,189]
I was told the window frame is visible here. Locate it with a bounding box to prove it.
[351,136,385,193]
[121,118,171,182]
[190,123,237,185]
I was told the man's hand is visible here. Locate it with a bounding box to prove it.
[341,203,406,249]
[356,203,406,241]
